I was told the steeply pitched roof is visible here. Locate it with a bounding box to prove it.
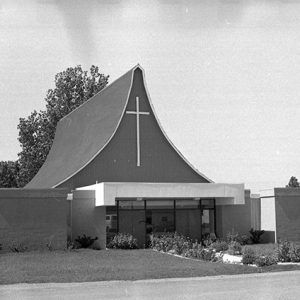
[26,66,135,188]
[27,65,212,188]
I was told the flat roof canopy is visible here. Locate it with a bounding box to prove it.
[76,182,245,206]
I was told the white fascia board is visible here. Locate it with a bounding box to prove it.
[80,182,245,206]
[259,188,275,198]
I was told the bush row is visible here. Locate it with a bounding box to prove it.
[276,240,300,263]
[241,240,300,266]
[150,232,217,261]
[241,247,277,266]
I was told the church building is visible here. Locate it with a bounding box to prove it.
[27,65,257,248]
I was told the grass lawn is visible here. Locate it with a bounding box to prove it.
[1,249,300,285]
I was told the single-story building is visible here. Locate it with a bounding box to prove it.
[24,65,260,248]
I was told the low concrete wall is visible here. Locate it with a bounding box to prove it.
[275,188,300,242]
[71,190,106,249]
[216,190,261,238]
[0,188,68,251]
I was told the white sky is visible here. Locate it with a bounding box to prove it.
[0,0,300,192]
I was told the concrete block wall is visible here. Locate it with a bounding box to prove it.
[275,188,300,242]
[71,190,106,249]
[0,188,68,251]
[216,190,261,239]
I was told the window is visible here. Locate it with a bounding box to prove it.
[201,199,215,209]
[118,200,144,209]
[146,199,174,209]
[176,199,200,209]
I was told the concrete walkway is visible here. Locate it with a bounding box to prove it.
[0,271,299,300]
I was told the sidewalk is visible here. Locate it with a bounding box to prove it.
[1,271,300,300]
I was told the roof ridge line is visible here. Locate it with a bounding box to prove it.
[59,65,139,123]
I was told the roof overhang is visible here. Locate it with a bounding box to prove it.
[76,182,245,206]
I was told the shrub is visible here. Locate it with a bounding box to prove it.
[277,240,300,263]
[227,241,242,255]
[9,242,28,253]
[184,243,216,261]
[210,240,228,252]
[237,235,250,246]
[184,242,202,258]
[75,234,98,248]
[249,228,265,244]
[107,233,138,249]
[66,241,76,251]
[242,247,256,265]
[276,240,291,262]
[46,240,54,251]
[150,233,217,261]
[289,245,300,263]
[226,229,240,243]
[150,232,192,255]
[199,248,216,261]
[255,254,277,267]
[202,233,217,247]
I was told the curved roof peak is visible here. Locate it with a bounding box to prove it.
[26,66,135,188]
[26,65,212,189]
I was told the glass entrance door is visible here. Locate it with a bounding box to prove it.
[119,210,146,247]
[118,200,145,247]
[146,210,175,234]
[201,199,216,239]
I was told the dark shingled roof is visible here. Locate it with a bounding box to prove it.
[26,66,135,188]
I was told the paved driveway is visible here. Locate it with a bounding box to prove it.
[0,271,299,300]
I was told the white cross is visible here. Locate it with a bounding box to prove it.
[126,97,150,166]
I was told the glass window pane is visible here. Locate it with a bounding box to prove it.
[202,209,215,237]
[132,200,145,209]
[118,200,145,209]
[201,199,215,208]
[146,199,174,209]
[176,199,199,209]
[119,200,132,209]
[148,210,175,233]
[119,210,146,247]
[176,210,201,241]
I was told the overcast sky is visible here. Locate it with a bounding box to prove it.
[0,0,300,192]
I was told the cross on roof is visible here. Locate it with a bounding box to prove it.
[126,97,150,166]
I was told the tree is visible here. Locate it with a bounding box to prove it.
[286,176,300,188]
[0,161,19,188]
[17,65,109,187]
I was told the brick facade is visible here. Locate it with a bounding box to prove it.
[216,190,260,238]
[0,188,68,251]
[275,188,300,241]
[71,190,106,249]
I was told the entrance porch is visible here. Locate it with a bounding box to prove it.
[73,182,245,248]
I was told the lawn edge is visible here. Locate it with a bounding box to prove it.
[1,270,300,288]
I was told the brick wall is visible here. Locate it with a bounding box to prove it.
[275,188,300,242]
[0,188,68,251]
[71,190,106,249]
[216,190,261,238]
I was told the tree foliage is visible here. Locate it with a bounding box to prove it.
[286,176,300,188]
[0,161,19,188]
[16,65,109,187]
